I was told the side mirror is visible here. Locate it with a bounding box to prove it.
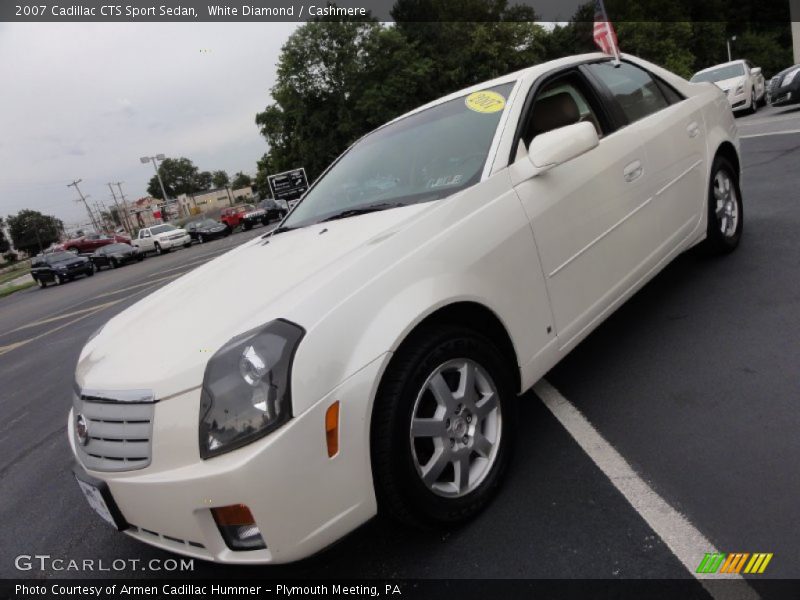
[527,121,599,175]
[750,67,762,76]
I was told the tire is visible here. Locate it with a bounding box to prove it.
[54,274,64,286]
[198,235,204,244]
[371,324,516,528]
[750,90,758,114]
[154,243,164,255]
[700,156,743,255]
[243,222,252,231]
[86,267,94,277]
[110,258,117,269]
[138,255,144,262]
[36,278,46,289]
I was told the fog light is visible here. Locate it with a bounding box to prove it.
[211,504,266,551]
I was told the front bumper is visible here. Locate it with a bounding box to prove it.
[725,89,749,111]
[68,354,387,564]
[770,86,799,107]
[160,234,191,249]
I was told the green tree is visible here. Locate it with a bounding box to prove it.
[146,157,210,199]
[212,170,230,188]
[0,217,10,254]
[231,172,252,189]
[7,210,64,256]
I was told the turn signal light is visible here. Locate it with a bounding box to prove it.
[325,401,340,457]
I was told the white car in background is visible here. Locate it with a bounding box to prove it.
[132,224,191,255]
[691,59,766,113]
[70,53,742,564]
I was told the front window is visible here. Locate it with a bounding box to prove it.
[149,224,176,235]
[283,82,514,229]
[690,64,745,83]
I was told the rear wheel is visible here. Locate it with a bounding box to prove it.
[198,234,205,244]
[36,278,46,289]
[701,156,743,255]
[110,258,117,269]
[371,325,516,528]
[243,222,252,231]
[54,274,64,286]
[154,243,164,255]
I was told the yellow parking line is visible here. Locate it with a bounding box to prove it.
[6,301,121,334]
[94,273,180,298]
[0,304,114,356]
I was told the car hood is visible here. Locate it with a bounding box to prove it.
[154,229,187,238]
[76,203,432,398]
[713,76,745,91]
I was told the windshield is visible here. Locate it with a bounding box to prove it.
[199,219,217,227]
[150,224,176,235]
[283,82,514,229]
[45,252,75,263]
[691,64,745,83]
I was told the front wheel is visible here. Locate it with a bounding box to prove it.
[243,222,252,231]
[749,89,758,114]
[36,278,46,289]
[371,325,516,528]
[154,243,164,255]
[54,274,64,286]
[701,156,743,255]
[198,235,204,244]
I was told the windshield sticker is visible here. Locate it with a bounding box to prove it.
[465,90,506,114]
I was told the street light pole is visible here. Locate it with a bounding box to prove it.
[140,154,172,220]
[727,35,737,62]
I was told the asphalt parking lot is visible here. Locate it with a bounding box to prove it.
[1,105,799,587]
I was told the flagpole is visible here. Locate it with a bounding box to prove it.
[608,31,621,66]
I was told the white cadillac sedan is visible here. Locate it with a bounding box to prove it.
[68,53,742,564]
[690,59,766,113]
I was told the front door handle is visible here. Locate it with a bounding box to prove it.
[623,160,643,183]
[687,121,700,138]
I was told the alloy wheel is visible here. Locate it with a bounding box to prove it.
[713,170,739,238]
[409,358,502,498]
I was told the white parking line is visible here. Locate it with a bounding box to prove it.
[740,128,800,139]
[534,379,760,599]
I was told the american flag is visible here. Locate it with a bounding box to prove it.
[593,0,620,61]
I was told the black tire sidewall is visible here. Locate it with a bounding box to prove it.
[372,326,516,526]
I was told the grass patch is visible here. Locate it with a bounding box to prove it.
[0,280,36,298]
[0,266,31,285]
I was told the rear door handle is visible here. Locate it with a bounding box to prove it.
[687,121,700,138]
[623,160,643,183]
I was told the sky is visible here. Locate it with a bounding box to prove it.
[0,22,299,230]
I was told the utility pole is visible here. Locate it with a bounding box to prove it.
[113,182,134,233]
[68,179,99,231]
[107,183,130,233]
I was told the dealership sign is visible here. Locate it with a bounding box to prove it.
[267,168,308,205]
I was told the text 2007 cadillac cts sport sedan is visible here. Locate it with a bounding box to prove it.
[68,53,743,563]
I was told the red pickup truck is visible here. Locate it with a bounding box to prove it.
[219,205,253,231]
[61,231,131,254]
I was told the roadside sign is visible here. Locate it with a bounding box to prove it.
[267,168,308,206]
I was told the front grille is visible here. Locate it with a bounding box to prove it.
[73,393,155,472]
[168,233,184,240]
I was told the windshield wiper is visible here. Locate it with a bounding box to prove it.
[319,202,403,224]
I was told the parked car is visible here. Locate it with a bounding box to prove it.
[768,63,800,108]
[690,59,766,113]
[31,251,94,287]
[70,53,743,564]
[62,231,132,254]
[239,199,288,230]
[89,243,143,270]
[185,218,230,243]
[219,205,252,231]
[132,224,191,255]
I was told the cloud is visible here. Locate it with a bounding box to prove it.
[0,22,298,226]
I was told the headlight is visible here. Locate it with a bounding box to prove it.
[199,319,304,459]
[735,83,744,95]
[783,68,800,87]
